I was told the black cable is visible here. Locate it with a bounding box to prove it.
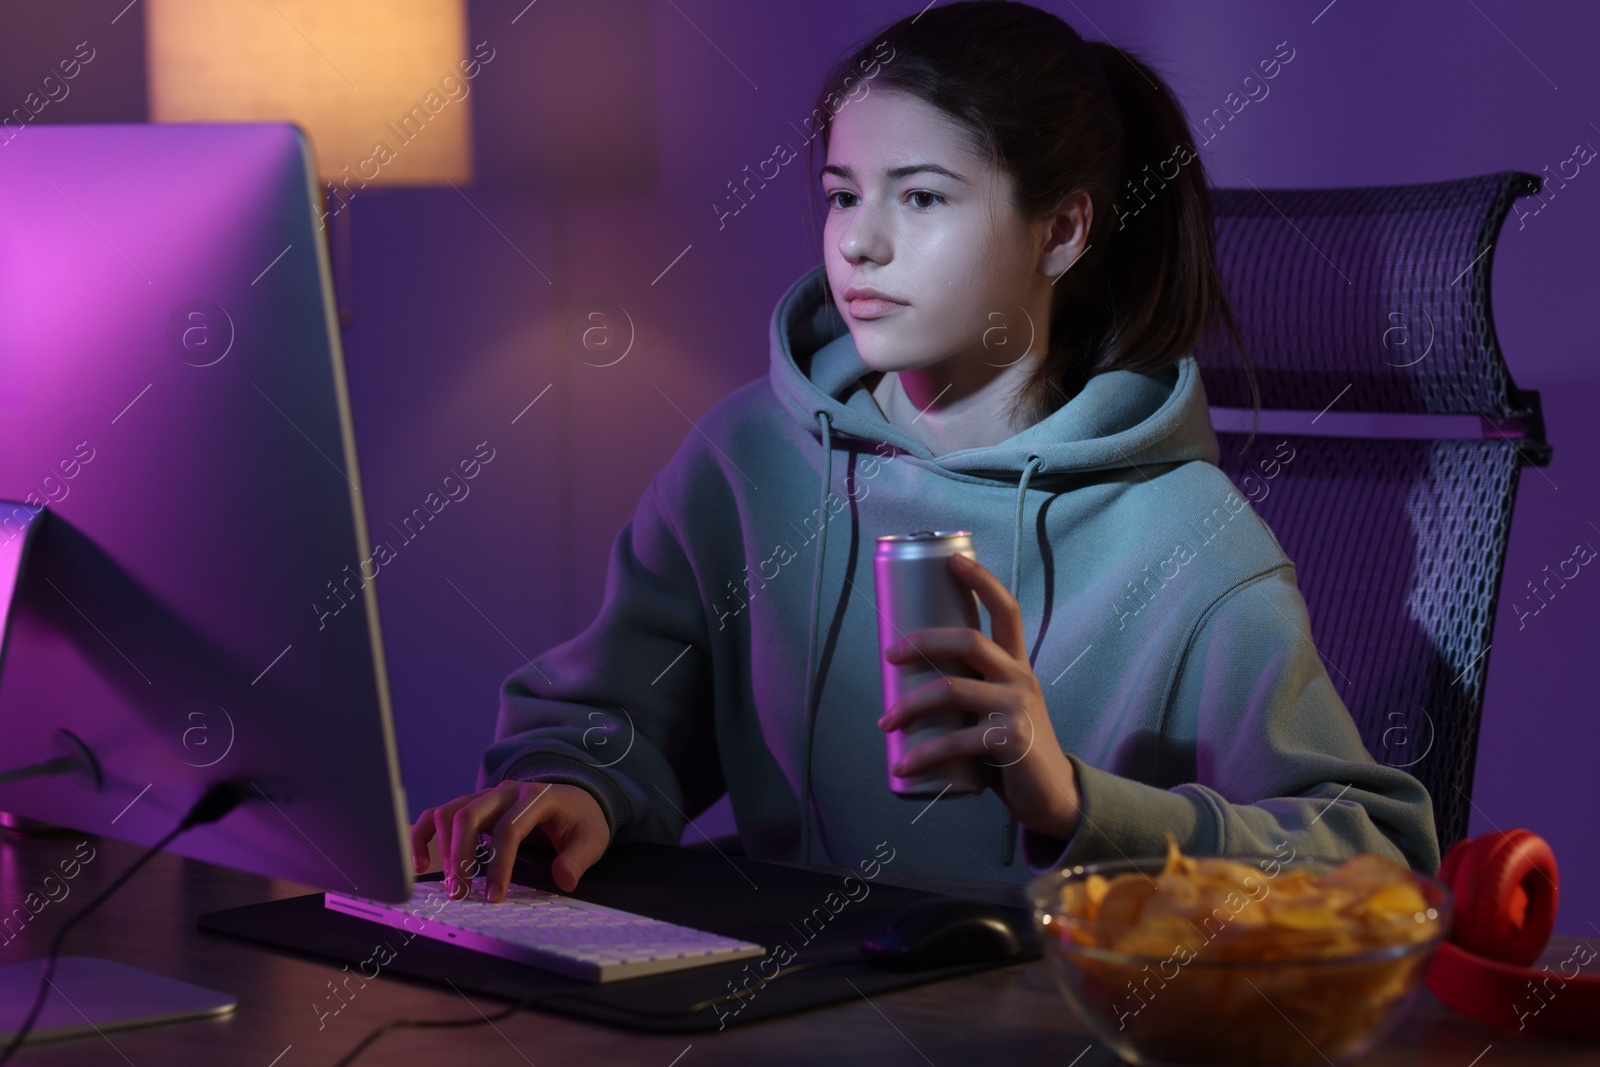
[330,949,870,1065]
[0,780,249,1065]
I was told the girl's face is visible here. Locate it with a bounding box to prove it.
[820,89,1053,376]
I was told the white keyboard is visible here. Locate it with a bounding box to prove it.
[324,877,768,983]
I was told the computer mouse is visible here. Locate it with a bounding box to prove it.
[859,897,1027,972]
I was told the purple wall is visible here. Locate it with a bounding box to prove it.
[6,0,1596,932]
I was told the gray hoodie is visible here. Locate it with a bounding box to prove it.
[478,264,1441,882]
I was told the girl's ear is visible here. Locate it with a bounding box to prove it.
[1038,190,1093,278]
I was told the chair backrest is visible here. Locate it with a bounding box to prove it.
[1195,170,1552,855]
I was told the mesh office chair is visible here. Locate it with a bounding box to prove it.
[1196,170,1553,856]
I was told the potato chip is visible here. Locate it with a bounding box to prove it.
[1097,874,1158,928]
[1082,872,1110,915]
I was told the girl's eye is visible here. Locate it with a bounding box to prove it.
[825,190,944,210]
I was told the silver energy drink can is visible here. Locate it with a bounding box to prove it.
[874,530,987,799]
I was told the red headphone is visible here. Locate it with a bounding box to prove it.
[1426,828,1599,1038]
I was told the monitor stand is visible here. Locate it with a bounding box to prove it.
[0,502,237,1050]
[0,501,44,675]
[0,503,103,811]
[0,957,237,1048]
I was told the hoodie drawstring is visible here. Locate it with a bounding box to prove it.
[799,419,1043,871]
[800,411,834,866]
[1001,453,1045,865]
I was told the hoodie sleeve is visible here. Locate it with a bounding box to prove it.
[1020,564,1442,877]
[475,475,721,849]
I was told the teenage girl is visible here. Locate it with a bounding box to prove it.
[413,1,1439,903]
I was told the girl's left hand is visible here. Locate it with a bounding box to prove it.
[877,552,1082,842]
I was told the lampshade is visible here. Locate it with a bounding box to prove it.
[146,0,474,186]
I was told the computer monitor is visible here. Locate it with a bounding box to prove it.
[0,122,414,907]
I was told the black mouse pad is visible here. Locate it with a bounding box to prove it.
[195,841,1042,1032]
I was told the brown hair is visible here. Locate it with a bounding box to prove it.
[804,0,1260,446]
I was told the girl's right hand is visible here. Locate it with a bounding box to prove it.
[410,781,610,902]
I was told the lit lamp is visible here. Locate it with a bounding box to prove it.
[146,0,477,324]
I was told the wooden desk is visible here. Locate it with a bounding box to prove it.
[0,831,1589,1065]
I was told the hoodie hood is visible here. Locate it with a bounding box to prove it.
[769,265,1222,866]
[770,264,1220,477]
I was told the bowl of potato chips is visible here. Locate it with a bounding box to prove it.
[1025,834,1451,1066]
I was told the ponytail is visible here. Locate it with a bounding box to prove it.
[1075,41,1261,439]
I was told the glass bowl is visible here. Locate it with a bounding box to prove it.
[1025,854,1452,1067]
